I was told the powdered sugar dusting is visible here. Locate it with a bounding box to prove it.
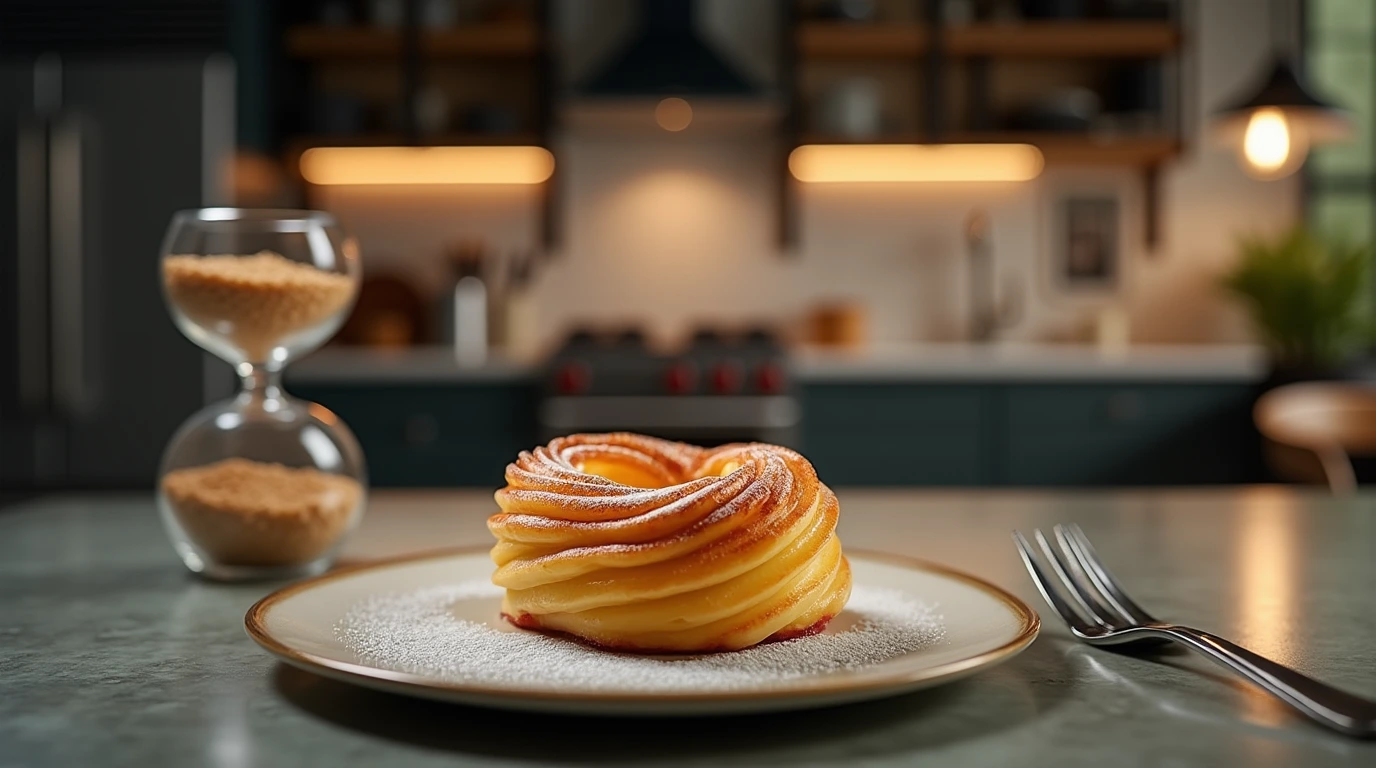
[334,580,946,693]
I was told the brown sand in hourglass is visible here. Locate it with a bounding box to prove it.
[162,251,354,361]
[161,458,362,566]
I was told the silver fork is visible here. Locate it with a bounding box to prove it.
[1014,523,1376,738]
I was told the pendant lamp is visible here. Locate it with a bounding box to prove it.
[1211,0,1352,180]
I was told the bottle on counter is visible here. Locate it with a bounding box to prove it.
[437,240,488,367]
[1095,305,1132,357]
[453,274,487,367]
[498,249,541,363]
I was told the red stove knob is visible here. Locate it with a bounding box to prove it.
[664,361,698,394]
[755,362,786,394]
[556,361,591,395]
[711,361,743,394]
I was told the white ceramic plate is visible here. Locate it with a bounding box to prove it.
[246,548,1038,716]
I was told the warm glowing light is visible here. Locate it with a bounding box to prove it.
[299,146,554,185]
[1239,108,1307,180]
[655,98,694,132]
[1234,492,1300,727]
[789,144,1044,183]
[1244,108,1290,172]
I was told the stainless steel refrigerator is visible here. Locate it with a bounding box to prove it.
[1,52,235,489]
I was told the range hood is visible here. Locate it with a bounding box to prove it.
[582,0,757,98]
[569,0,776,134]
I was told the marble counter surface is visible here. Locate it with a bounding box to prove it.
[3,488,1374,767]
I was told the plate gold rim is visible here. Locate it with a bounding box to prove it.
[244,546,1040,705]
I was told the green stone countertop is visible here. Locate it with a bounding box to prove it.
[3,489,1374,766]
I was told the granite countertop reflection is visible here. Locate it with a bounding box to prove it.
[2,488,1374,766]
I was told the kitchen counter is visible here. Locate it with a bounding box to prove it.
[795,343,1268,382]
[290,347,538,384]
[4,488,1375,766]
[289,343,1269,385]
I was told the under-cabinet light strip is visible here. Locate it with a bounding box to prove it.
[299,146,555,186]
[789,144,1044,183]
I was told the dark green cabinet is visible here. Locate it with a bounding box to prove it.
[998,384,1255,485]
[802,381,1258,487]
[803,385,990,485]
[290,382,537,488]
[289,377,1258,488]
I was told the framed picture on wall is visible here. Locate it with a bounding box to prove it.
[1058,196,1120,290]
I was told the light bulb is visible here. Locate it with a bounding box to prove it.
[1244,109,1289,170]
[1239,107,1308,180]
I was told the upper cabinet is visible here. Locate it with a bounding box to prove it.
[786,0,1184,162]
[245,1,557,242]
[234,1,1190,248]
[780,0,1187,243]
[278,0,549,150]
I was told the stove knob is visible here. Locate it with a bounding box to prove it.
[664,361,698,394]
[711,361,743,394]
[755,362,786,394]
[556,361,591,395]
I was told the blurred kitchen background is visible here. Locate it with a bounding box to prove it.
[5,0,1376,490]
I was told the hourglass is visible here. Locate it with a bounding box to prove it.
[157,208,366,581]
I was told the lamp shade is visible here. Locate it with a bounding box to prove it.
[1212,56,1353,146]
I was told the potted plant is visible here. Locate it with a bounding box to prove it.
[1223,227,1375,386]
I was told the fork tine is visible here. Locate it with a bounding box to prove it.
[1050,524,1133,626]
[1061,523,1158,625]
[1012,531,1098,634]
[1032,529,1117,629]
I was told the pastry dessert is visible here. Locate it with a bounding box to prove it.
[488,433,851,653]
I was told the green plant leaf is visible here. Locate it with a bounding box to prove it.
[1222,226,1375,368]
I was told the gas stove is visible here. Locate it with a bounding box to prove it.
[538,326,799,447]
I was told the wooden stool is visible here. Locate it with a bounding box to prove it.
[1254,382,1376,493]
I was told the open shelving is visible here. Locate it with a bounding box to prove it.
[782,1,1189,247]
[276,0,557,244]
[798,21,1181,59]
[285,23,540,58]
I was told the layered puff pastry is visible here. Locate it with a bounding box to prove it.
[489,433,851,653]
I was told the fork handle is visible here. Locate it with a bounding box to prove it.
[1165,626,1376,736]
